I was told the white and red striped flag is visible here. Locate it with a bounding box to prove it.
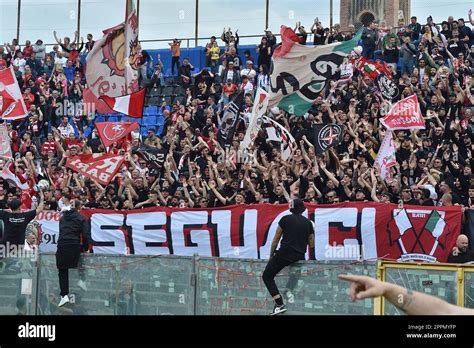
[99,88,145,118]
[375,130,397,180]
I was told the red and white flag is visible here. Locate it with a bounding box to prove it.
[0,166,29,190]
[240,88,268,152]
[95,122,139,148]
[66,153,125,186]
[263,116,295,161]
[0,123,12,158]
[84,0,139,111]
[380,94,425,131]
[0,66,28,120]
[99,89,145,118]
[375,130,397,180]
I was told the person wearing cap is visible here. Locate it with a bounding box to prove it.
[262,198,315,315]
[240,60,256,84]
[0,190,44,248]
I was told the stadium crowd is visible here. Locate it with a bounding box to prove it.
[0,13,473,221]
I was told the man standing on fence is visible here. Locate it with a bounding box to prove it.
[57,196,91,307]
[262,198,315,315]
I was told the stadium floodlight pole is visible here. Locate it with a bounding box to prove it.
[195,0,199,47]
[16,0,21,41]
[77,0,81,41]
[330,0,333,28]
[265,0,269,29]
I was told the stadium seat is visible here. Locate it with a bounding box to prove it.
[164,77,175,86]
[95,116,105,123]
[174,85,185,96]
[164,68,172,77]
[144,106,158,116]
[157,115,165,126]
[163,86,174,95]
[149,87,162,96]
[157,125,164,136]
[140,126,149,137]
[143,116,156,126]
[120,115,130,122]
[147,96,160,106]
[107,115,119,122]
[174,95,186,106]
[163,96,173,105]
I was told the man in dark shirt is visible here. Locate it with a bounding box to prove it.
[56,196,91,307]
[447,235,474,263]
[400,186,419,205]
[0,192,44,247]
[362,21,377,59]
[262,198,314,315]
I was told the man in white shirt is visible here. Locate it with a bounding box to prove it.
[54,51,68,68]
[24,231,38,252]
[57,117,75,138]
[13,52,26,73]
[240,75,254,94]
[240,61,257,84]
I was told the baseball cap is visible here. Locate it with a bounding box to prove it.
[246,60,253,65]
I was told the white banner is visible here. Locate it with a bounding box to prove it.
[240,88,268,152]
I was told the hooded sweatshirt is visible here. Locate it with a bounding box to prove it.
[58,209,91,248]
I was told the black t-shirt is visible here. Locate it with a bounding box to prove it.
[278,213,314,256]
[0,209,37,245]
[447,250,474,264]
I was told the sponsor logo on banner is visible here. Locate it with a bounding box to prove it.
[36,203,462,262]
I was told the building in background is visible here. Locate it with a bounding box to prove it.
[340,0,411,29]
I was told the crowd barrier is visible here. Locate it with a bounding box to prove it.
[0,254,473,315]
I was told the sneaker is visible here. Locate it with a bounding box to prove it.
[58,295,70,307]
[269,304,287,316]
[77,280,87,291]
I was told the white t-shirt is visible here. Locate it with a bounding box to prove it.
[13,58,26,73]
[240,68,257,82]
[55,56,68,68]
[241,81,254,94]
[58,123,75,137]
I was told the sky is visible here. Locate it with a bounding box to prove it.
[1,0,474,49]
